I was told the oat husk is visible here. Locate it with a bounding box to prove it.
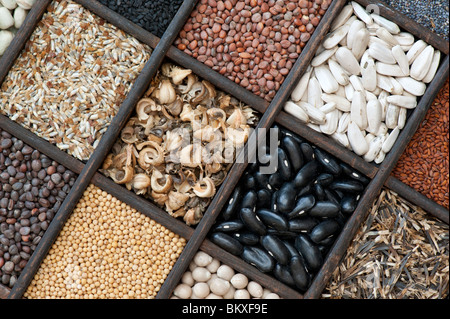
[323,189,449,299]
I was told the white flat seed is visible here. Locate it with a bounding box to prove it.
[365,133,375,145]
[349,75,365,93]
[323,24,350,49]
[406,40,427,64]
[381,126,400,153]
[369,36,393,49]
[284,101,309,123]
[377,74,395,93]
[291,70,310,101]
[376,62,407,77]
[314,65,339,94]
[366,99,382,134]
[308,77,323,108]
[320,109,339,135]
[376,122,388,136]
[344,83,355,101]
[321,93,351,112]
[396,77,426,96]
[350,91,368,130]
[347,121,369,156]
[371,14,400,34]
[347,19,365,50]
[361,58,377,92]
[331,132,350,148]
[386,95,417,109]
[365,90,377,101]
[391,45,410,76]
[385,104,400,129]
[335,46,361,76]
[363,135,384,162]
[337,112,351,133]
[374,150,386,164]
[390,77,404,95]
[410,45,434,81]
[368,42,396,64]
[422,49,441,84]
[307,122,322,132]
[319,102,337,114]
[351,1,373,24]
[298,101,326,124]
[352,28,370,61]
[331,4,354,31]
[394,32,415,46]
[311,47,338,67]
[328,59,350,86]
[397,107,407,129]
[376,27,399,46]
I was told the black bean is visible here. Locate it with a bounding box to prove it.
[256,189,272,209]
[222,186,242,220]
[239,207,266,236]
[240,246,275,273]
[308,201,340,218]
[340,195,359,215]
[313,148,341,175]
[300,143,315,162]
[232,231,260,245]
[256,209,288,231]
[273,263,295,286]
[277,148,292,181]
[290,256,310,292]
[288,217,318,233]
[310,220,340,243]
[268,172,284,190]
[287,195,315,219]
[293,160,319,189]
[260,235,290,265]
[294,234,323,273]
[212,220,244,233]
[281,135,303,173]
[329,180,365,193]
[210,232,244,256]
[276,182,297,213]
[241,190,257,210]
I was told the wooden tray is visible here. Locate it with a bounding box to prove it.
[0,0,448,299]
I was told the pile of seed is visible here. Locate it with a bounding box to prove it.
[323,188,449,299]
[380,0,449,42]
[0,0,36,57]
[392,80,449,209]
[209,125,368,293]
[24,184,186,299]
[0,0,152,161]
[172,251,281,299]
[97,0,183,38]
[175,0,332,102]
[0,128,77,288]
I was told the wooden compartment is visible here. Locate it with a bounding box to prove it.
[0,0,448,299]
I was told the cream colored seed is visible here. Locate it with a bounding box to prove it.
[24,184,186,299]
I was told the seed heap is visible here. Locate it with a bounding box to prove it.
[209,125,368,293]
[284,2,441,164]
[175,0,331,102]
[0,0,36,56]
[0,128,77,288]
[24,184,186,299]
[173,251,281,299]
[392,80,449,209]
[97,0,183,38]
[0,0,152,161]
[323,189,449,299]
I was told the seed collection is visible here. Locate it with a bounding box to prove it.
[0,0,447,300]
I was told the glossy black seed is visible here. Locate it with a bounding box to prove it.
[260,234,290,265]
[339,162,370,185]
[277,148,292,181]
[276,182,297,213]
[268,172,284,190]
[241,190,257,209]
[310,220,340,243]
[340,195,359,215]
[273,263,295,286]
[313,148,341,175]
[294,234,323,273]
[232,231,260,245]
[329,180,365,193]
[239,207,267,236]
[288,217,318,233]
[241,246,275,273]
[281,135,303,173]
[256,189,272,209]
[308,201,340,218]
[315,173,334,186]
[287,195,315,219]
[293,160,319,189]
[290,256,310,292]
[256,209,288,231]
[300,143,315,162]
[210,232,244,256]
[212,220,244,233]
